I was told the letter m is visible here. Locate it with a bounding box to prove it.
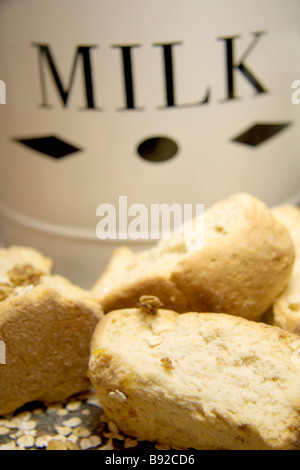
[32,44,97,109]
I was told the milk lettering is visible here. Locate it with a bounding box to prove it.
[33,32,267,111]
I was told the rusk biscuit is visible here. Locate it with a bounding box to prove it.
[89,304,300,450]
[271,205,300,333]
[91,193,294,321]
[0,246,103,416]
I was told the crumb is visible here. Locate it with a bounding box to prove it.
[155,442,171,450]
[4,417,23,429]
[124,438,138,449]
[16,411,32,422]
[16,435,35,449]
[160,357,174,369]
[7,264,43,287]
[86,395,102,408]
[146,336,163,347]
[108,421,119,434]
[89,435,102,448]
[73,426,91,438]
[0,441,18,450]
[54,425,72,436]
[79,435,101,450]
[108,389,127,403]
[138,295,163,314]
[0,426,9,436]
[0,283,13,301]
[66,401,82,412]
[32,408,44,416]
[65,440,79,450]
[99,438,114,450]
[56,408,68,417]
[35,435,53,449]
[104,420,125,440]
[62,417,82,428]
[47,438,78,450]
[17,420,36,431]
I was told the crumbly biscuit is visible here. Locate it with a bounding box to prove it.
[89,305,300,450]
[271,205,300,333]
[91,193,294,321]
[0,246,103,416]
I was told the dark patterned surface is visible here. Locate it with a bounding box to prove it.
[0,389,158,450]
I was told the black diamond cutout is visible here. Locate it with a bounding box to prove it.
[14,135,82,158]
[232,123,291,147]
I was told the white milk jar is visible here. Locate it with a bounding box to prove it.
[0,0,299,287]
